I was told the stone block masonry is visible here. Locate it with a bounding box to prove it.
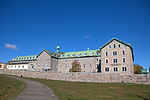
[0,70,150,84]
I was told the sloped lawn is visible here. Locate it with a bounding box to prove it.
[25,77,150,100]
[0,75,26,100]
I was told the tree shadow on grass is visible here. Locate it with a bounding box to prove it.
[136,95,149,100]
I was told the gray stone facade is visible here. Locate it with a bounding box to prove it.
[7,38,134,74]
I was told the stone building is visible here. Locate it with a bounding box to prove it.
[7,38,134,74]
[0,62,7,69]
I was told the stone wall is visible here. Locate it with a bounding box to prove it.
[0,70,150,84]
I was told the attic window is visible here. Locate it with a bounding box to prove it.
[66,54,69,57]
[84,53,87,55]
[90,52,94,56]
[114,44,116,48]
[78,53,81,56]
[109,45,111,48]
[118,44,121,48]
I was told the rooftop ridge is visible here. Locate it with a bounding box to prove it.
[63,49,99,54]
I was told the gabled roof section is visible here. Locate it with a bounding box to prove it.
[10,55,37,61]
[60,49,100,58]
[100,37,134,61]
[36,49,60,58]
[100,37,132,50]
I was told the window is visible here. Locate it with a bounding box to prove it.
[38,58,40,61]
[118,44,121,48]
[113,51,117,55]
[109,45,111,48]
[96,52,99,55]
[0,65,1,68]
[123,58,125,63]
[46,64,49,67]
[113,59,117,63]
[122,67,127,72]
[105,67,109,72]
[106,52,108,56]
[32,65,34,69]
[106,59,108,63]
[90,52,94,56]
[84,53,87,55]
[78,53,80,56]
[83,64,85,67]
[97,58,98,61]
[22,66,24,68]
[114,67,118,72]
[90,64,92,67]
[123,51,125,55]
[114,44,116,48]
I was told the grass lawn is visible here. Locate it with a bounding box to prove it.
[0,75,26,100]
[25,77,150,100]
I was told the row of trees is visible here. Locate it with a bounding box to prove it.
[69,60,144,74]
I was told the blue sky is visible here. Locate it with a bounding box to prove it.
[0,0,150,68]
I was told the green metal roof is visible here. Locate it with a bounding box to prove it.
[11,55,37,61]
[60,49,100,58]
[9,38,133,61]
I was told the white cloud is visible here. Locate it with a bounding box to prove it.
[83,35,90,39]
[5,43,18,50]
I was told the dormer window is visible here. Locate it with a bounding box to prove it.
[90,52,94,56]
[84,53,87,55]
[66,54,69,57]
[78,53,80,56]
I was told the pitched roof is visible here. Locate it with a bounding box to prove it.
[60,49,100,58]
[9,38,133,61]
[100,37,132,50]
[10,55,37,61]
[36,49,60,58]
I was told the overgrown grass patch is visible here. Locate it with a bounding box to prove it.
[25,77,150,100]
[0,75,26,100]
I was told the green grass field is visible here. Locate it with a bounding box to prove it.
[0,75,26,100]
[26,77,150,100]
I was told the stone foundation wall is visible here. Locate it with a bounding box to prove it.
[0,70,150,84]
